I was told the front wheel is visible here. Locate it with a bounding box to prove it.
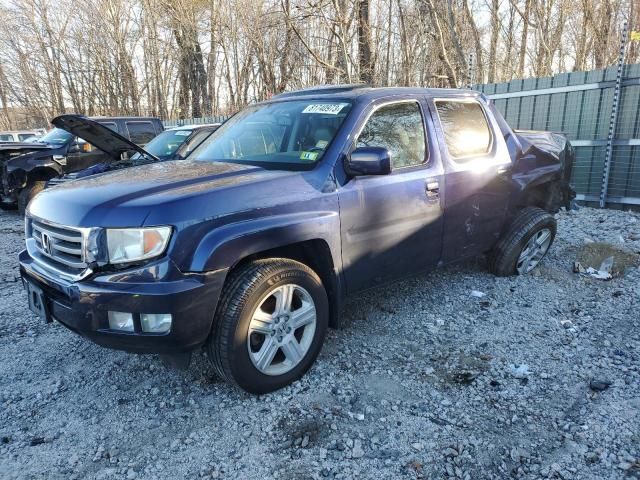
[207,259,328,394]
[18,181,47,216]
[488,207,557,277]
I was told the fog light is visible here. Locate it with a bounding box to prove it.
[108,311,134,332]
[140,313,172,333]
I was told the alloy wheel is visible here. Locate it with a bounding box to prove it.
[516,228,552,274]
[247,284,317,376]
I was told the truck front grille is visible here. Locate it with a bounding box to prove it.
[26,217,90,279]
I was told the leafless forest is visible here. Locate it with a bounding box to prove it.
[0,0,638,128]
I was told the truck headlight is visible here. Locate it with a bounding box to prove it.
[106,227,172,264]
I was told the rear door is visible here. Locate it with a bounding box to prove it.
[338,99,444,293]
[428,97,512,263]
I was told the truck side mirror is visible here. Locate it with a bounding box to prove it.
[346,146,391,176]
[69,138,92,153]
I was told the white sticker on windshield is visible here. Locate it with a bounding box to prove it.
[302,103,348,115]
[175,131,191,136]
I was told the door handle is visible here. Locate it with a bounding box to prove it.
[426,180,440,199]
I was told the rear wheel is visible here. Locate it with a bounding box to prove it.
[488,207,557,277]
[18,181,46,216]
[207,259,328,394]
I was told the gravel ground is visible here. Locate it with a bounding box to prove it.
[1,206,639,480]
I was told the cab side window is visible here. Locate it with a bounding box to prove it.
[434,100,492,161]
[99,122,118,132]
[356,102,426,169]
[126,121,157,146]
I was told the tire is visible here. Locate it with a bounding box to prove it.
[207,258,328,394]
[18,181,46,216]
[488,207,557,277]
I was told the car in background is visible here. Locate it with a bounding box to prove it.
[0,130,45,142]
[141,124,221,161]
[46,123,221,187]
[1,116,163,214]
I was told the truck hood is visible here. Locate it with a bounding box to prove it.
[46,156,159,188]
[28,160,301,227]
[51,114,158,162]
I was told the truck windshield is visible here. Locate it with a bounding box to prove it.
[37,128,73,146]
[192,100,352,170]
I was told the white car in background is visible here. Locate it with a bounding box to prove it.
[0,130,45,143]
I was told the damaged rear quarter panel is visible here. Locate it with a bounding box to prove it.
[510,130,575,211]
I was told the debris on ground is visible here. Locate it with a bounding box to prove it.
[589,379,612,392]
[573,241,639,280]
[509,363,531,379]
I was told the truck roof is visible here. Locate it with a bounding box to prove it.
[271,85,481,101]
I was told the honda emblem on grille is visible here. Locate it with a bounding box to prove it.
[41,232,53,255]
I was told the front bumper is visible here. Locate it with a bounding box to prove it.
[19,250,227,354]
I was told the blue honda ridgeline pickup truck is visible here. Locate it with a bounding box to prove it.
[20,86,575,394]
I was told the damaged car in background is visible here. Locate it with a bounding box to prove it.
[1,116,163,214]
[19,85,575,394]
[46,121,221,188]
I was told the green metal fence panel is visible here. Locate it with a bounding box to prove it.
[162,115,228,128]
[547,93,566,133]
[475,63,640,206]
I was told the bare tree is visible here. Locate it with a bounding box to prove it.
[0,0,635,127]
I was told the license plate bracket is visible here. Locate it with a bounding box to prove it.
[26,281,52,323]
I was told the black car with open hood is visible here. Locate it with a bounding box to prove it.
[46,120,220,188]
[1,115,163,214]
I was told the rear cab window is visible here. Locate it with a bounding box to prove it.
[434,98,493,162]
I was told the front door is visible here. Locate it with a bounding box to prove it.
[338,99,444,293]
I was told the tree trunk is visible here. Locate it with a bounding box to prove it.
[517,0,531,78]
[424,0,458,88]
[487,0,500,83]
[462,0,484,83]
[357,0,373,84]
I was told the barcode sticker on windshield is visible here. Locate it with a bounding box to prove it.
[302,103,348,115]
